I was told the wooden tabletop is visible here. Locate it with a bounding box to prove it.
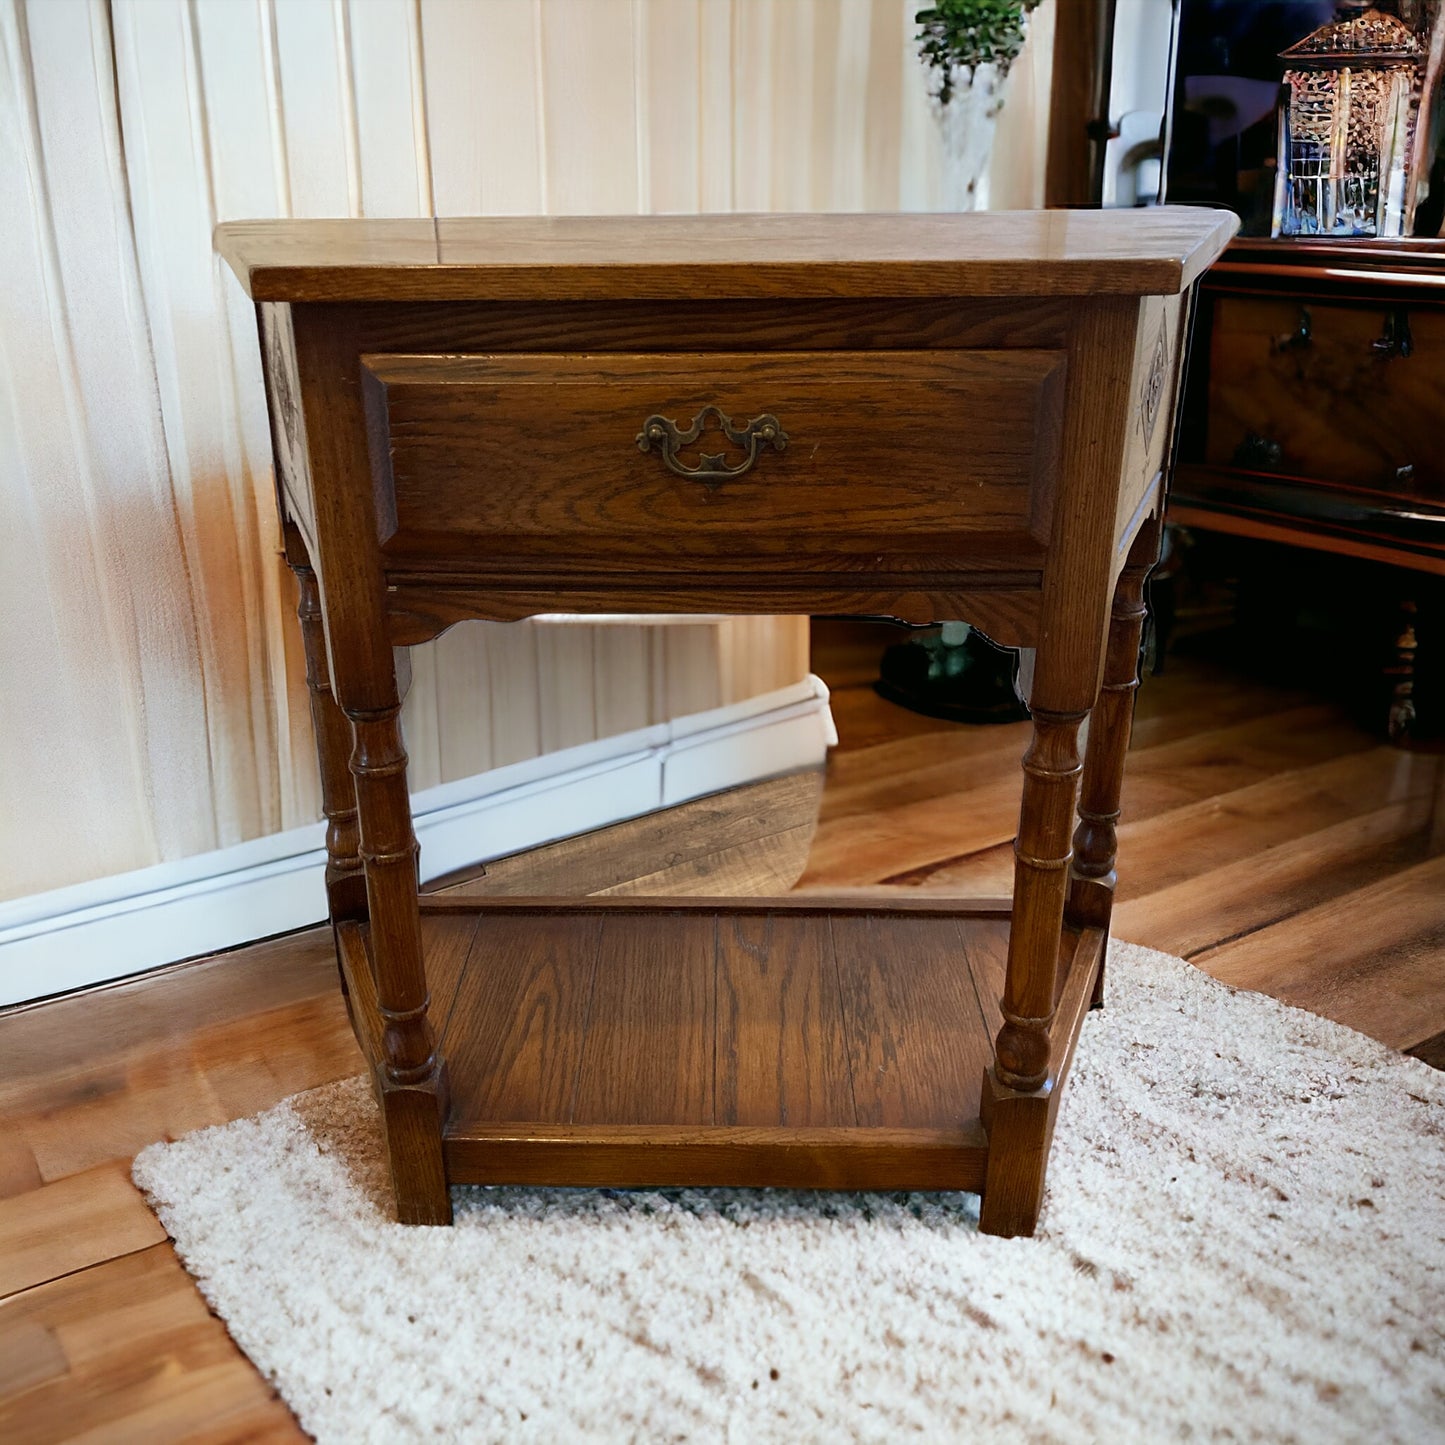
[215,208,1238,304]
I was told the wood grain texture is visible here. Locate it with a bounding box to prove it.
[1167,495,1445,578]
[573,914,717,1126]
[216,210,1239,303]
[1174,241,1445,580]
[386,577,1046,645]
[1192,852,1445,1051]
[443,1125,988,1193]
[339,295,1076,357]
[418,894,1014,918]
[433,772,824,899]
[440,914,603,1126]
[978,927,1103,1238]
[1044,0,1113,208]
[291,304,453,1224]
[0,1163,166,1298]
[1111,799,1434,960]
[426,902,1064,1192]
[1115,294,1185,548]
[291,547,365,924]
[363,349,1065,562]
[994,296,1146,1096]
[0,1245,300,1445]
[831,915,1004,1130]
[1204,296,1445,496]
[1068,518,1161,942]
[716,913,856,1128]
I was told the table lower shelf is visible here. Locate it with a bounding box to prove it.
[340,896,1102,1195]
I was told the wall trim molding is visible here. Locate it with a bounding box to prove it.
[0,678,835,1008]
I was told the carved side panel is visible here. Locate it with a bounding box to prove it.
[1114,293,1185,549]
[259,302,318,549]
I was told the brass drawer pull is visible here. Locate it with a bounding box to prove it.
[636,405,788,483]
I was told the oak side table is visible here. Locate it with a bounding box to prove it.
[219,210,1235,1237]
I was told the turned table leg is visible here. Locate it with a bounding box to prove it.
[1068,517,1161,1005]
[291,530,450,1225]
[342,674,452,1226]
[979,688,1087,1237]
[291,547,366,926]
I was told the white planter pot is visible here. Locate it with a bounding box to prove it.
[930,63,1003,211]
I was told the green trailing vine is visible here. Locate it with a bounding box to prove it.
[915,0,1042,105]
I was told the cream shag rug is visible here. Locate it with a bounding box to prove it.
[133,941,1445,1444]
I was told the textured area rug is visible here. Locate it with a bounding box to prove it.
[133,941,1445,1444]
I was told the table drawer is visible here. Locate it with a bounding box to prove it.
[360,350,1065,568]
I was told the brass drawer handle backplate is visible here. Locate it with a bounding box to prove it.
[636,405,788,483]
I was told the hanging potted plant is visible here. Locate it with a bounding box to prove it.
[916,0,1042,210]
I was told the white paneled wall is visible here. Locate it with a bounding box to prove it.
[1,0,1052,905]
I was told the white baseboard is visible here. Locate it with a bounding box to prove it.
[0,677,836,1007]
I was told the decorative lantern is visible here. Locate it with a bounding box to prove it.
[1273,5,1424,237]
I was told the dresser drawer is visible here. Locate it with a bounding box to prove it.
[1204,295,1445,497]
[360,350,1065,571]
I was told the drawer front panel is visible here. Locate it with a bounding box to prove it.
[1205,295,1445,498]
[361,350,1065,566]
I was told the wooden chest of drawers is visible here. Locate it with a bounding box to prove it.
[1174,238,1445,576]
[221,209,1235,1237]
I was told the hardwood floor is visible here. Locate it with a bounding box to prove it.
[2,641,1442,1441]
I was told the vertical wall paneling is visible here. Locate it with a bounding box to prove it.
[729,0,772,210]
[778,0,819,210]
[192,0,315,835]
[538,0,639,214]
[536,624,601,754]
[897,0,941,210]
[268,0,353,216]
[3,0,1053,914]
[697,0,733,209]
[432,625,492,785]
[346,0,432,216]
[1,0,176,890]
[639,0,700,212]
[117,0,283,850]
[593,626,655,740]
[827,0,869,211]
[421,0,545,214]
[486,624,544,769]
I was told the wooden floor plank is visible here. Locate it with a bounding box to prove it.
[5,996,363,1188]
[0,1163,168,1299]
[573,914,716,1126]
[800,703,1378,888]
[438,771,823,899]
[0,930,337,1103]
[715,913,856,1127]
[599,823,819,898]
[1111,746,1436,902]
[1127,660,1315,750]
[0,1320,68,1399]
[1409,1030,1445,1069]
[1113,799,1433,958]
[1193,853,1445,1050]
[0,1135,43,1201]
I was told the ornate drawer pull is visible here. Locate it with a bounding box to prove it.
[635,405,788,482]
